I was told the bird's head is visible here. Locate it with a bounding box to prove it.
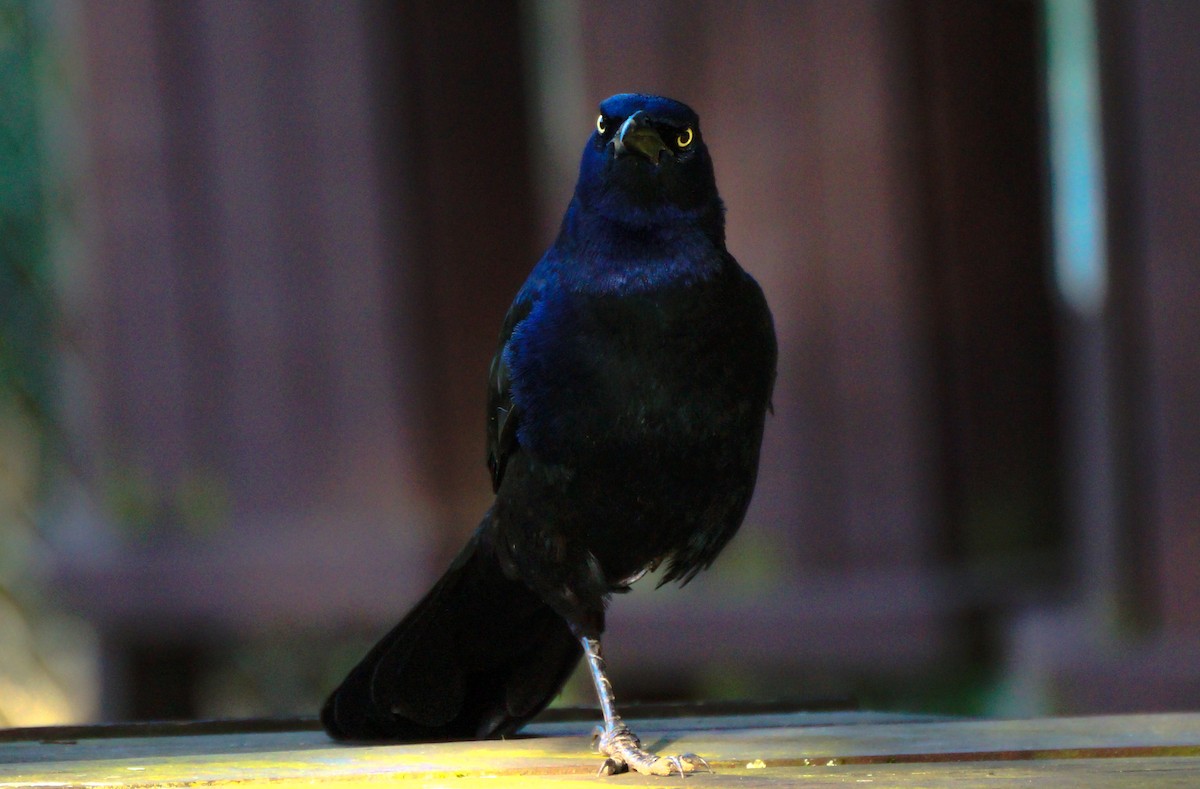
[572,93,721,232]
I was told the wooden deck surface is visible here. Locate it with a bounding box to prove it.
[4,710,1200,786]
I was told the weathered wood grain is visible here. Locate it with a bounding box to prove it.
[3,711,1200,786]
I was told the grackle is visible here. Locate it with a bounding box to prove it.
[321,93,777,776]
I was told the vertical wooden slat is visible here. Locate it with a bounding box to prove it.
[189,1,303,512]
[152,1,232,490]
[807,1,936,568]
[82,0,189,483]
[388,1,540,557]
[1117,1,1200,632]
[299,1,415,510]
[911,0,1060,566]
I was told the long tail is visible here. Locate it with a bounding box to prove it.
[321,526,581,742]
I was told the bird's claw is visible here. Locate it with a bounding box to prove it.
[594,725,710,777]
[663,753,711,776]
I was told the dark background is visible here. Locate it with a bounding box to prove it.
[2,0,1198,725]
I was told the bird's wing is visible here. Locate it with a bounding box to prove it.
[659,261,779,586]
[487,294,533,492]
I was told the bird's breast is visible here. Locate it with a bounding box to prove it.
[506,275,770,467]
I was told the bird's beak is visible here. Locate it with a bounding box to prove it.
[612,111,670,165]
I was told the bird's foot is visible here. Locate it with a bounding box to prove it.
[593,724,710,777]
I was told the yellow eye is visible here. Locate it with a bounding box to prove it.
[676,127,694,148]
[596,114,607,134]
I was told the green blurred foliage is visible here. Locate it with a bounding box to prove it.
[0,0,98,726]
[1,0,56,438]
[104,464,232,539]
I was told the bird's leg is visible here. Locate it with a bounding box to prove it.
[581,636,710,777]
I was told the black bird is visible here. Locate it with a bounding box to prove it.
[322,93,777,775]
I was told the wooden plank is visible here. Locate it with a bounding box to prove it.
[3,712,1200,786]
